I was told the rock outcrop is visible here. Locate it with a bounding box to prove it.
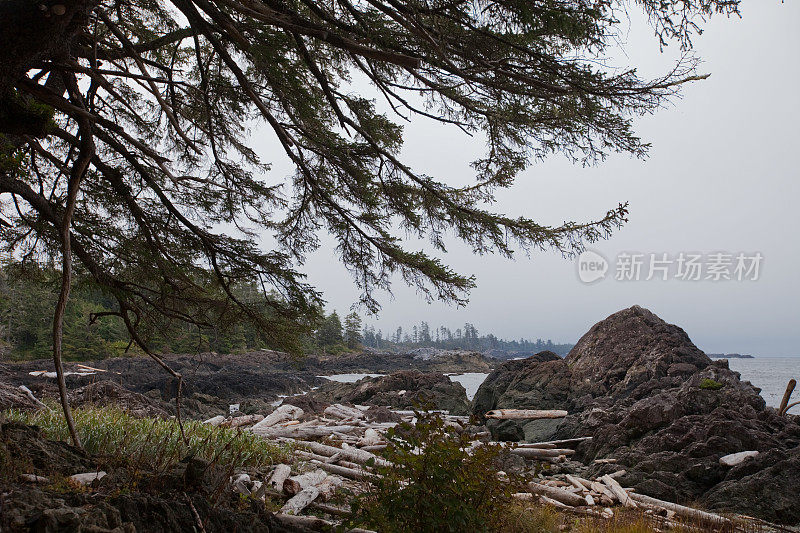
[308,370,471,415]
[471,305,800,525]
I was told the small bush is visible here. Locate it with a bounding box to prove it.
[348,411,520,533]
[700,378,724,391]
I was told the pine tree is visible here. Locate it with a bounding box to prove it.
[317,311,343,348]
[343,311,363,350]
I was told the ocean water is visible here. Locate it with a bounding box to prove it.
[323,357,799,407]
[726,356,799,408]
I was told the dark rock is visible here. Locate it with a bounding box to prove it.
[472,351,569,440]
[308,370,470,415]
[469,305,800,525]
[70,380,169,418]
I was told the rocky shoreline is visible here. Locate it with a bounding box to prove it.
[1,305,798,527]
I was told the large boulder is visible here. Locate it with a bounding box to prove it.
[470,305,800,525]
[472,351,570,440]
[308,371,471,415]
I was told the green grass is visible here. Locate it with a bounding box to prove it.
[4,405,293,472]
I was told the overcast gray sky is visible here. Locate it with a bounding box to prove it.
[254,2,800,356]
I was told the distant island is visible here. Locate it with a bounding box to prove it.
[707,353,755,359]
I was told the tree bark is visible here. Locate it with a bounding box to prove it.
[50,72,94,449]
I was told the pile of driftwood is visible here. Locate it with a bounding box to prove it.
[204,405,752,532]
[517,473,732,530]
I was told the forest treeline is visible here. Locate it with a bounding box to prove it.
[0,262,572,360]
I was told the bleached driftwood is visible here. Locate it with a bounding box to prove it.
[600,475,636,508]
[203,415,225,427]
[356,428,382,447]
[284,469,327,495]
[311,460,377,481]
[629,492,731,526]
[250,404,303,433]
[509,448,575,459]
[360,444,388,452]
[273,513,376,533]
[515,437,592,448]
[18,385,49,410]
[325,404,366,420]
[298,440,391,467]
[281,485,321,514]
[268,464,292,492]
[719,450,759,467]
[317,474,344,500]
[224,414,265,428]
[69,471,107,485]
[484,409,568,420]
[528,481,585,507]
[252,424,359,439]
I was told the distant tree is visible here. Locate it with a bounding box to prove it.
[317,311,343,348]
[344,311,363,349]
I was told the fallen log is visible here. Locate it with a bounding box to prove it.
[273,513,376,533]
[284,470,327,495]
[295,450,364,471]
[629,493,731,526]
[281,485,320,515]
[309,501,351,517]
[202,415,225,426]
[356,428,382,447]
[317,474,343,500]
[250,404,303,433]
[600,475,636,508]
[515,437,592,448]
[268,464,292,492]
[485,409,568,420]
[298,440,391,467]
[360,444,388,452]
[18,386,49,410]
[325,404,366,420]
[509,448,575,459]
[253,425,360,439]
[311,460,378,482]
[528,481,585,507]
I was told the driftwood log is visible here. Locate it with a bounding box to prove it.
[298,440,391,468]
[311,460,378,482]
[510,448,575,459]
[601,475,636,508]
[268,464,292,492]
[281,485,321,515]
[779,379,796,415]
[18,385,49,410]
[284,470,327,495]
[250,404,303,434]
[273,513,376,533]
[528,481,585,507]
[484,409,568,420]
[629,493,731,526]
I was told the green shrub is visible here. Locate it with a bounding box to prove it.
[700,378,724,391]
[348,411,519,533]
